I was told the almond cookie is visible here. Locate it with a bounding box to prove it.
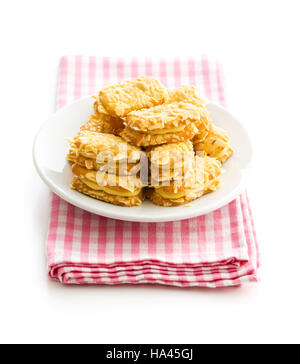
[71,176,145,207]
[121,102,201,147]
[148,155,205,206]
[99,76,168,117]
[194,125,233,164]
[148,156,222,206]
[202,156,222,193]
[80,96,125,136]
[67,130,142,164]
[148,181,205,207]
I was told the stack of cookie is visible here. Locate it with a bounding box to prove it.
[67,130,145,207]
[146,141,222,206]
[147,141,202,206]
[67,76,232,207]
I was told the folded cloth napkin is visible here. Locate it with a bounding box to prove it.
[47,56,259,288]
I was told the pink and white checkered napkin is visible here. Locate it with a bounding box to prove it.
[47,56,259,288]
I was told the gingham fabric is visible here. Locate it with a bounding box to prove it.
[47,56,259,288]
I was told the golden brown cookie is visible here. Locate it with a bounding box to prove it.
[203,156,222,193]
[121,102,204,147]
[67,130,142,163]
[125,102,202,131]
[147,185,204,207]
[82,96,125,136]
[167,87,212,134]
[148,155,222,206]
[99,76,168,117]
[148,155,206,206]
[71,176,145,207]
[194,125,233,164]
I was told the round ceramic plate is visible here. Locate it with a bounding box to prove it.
[33,97,252,222]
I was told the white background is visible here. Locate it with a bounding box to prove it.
[0,0,299,344]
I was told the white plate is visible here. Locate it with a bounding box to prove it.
[33,97,252,222]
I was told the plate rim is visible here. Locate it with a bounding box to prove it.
[33,97,252,222]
